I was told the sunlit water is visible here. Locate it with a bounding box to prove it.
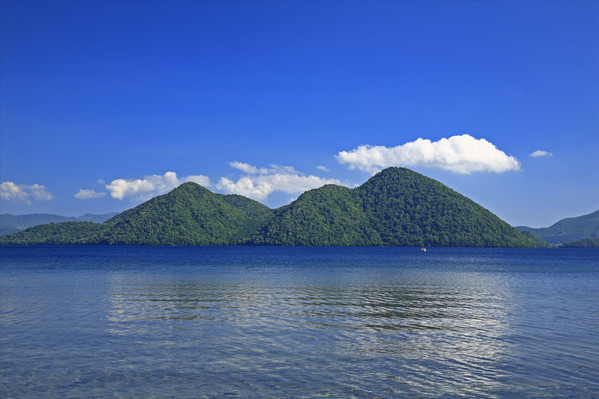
[1,246,598,398]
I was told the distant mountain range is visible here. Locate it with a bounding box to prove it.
[558,238,599,248]
[1,168,543,247]
[516,210,599,245]
[0,213,117,236]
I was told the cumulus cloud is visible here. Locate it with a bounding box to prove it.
[316,165,330,172]
[185,175,212,186]
[216,163,343,201]
[0,182,53,204]
[74,189,107,199]
[530,150,553,158]
[106,172,211,200]
[336,134,521,174]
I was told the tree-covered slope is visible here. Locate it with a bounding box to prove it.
[220,194,274,242]
[356,168,536,247]
[516,210,599,244]
[0,222,105,244]
[519,231,553,248]
[247,167,536,247]
[0,212,116,236]
[1,168,539,247]
[93,183,272,245]
[559,238,599,248]
[247,184,382,246]
[0,183,273,246]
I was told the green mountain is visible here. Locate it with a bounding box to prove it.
[519,231,553,248]
[93,183,273,245]
[247,184,382,246]
[1,168,538,247]
[356,168,535,247]
[0,222,105,244]
[248,167,535,247]
[516,209,599,244]
[0,212,116,236]
[1,183,272,245]
[559,238,599,248]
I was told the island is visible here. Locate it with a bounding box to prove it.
[0,167,544,247]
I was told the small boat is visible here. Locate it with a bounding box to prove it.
[420,247,427,252]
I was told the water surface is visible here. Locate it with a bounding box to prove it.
[1,246,598,398]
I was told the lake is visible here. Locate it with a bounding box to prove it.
[1,246,598,398]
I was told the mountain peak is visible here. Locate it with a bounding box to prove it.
[366,167,428,183]
[1,168,538,247]
[172,181,211,192]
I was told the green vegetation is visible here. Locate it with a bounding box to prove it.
[93,183,273,245]
[247,184,382,246]
[0,222,105,244]
[0,183,272,246]
[1,168,541,247]
[516,210,599,244]
[355,168,536,247]
[221,194,274,242]
[0,212,116,236]
[248,167,536,247]
[559,238,599,248]
[519,231,553,248]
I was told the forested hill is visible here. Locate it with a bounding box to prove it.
[0,212,116,236]
[1,168,539,247]
[516,209,599,244]
[91,183,273,245]
[0,184,273,245]
[247,167,537,247]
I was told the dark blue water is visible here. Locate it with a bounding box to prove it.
[1,246,598,398]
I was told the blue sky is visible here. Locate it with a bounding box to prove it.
[1,0,597,227]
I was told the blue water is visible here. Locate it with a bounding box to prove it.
[1,246,598,398]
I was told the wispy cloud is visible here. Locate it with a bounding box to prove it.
[229,161,266,175]
[316,165,330,172]
[106,172,211,200]
[336,134,521,174]
[0,182,53,204]
[74,189,107,199]
[530,150,553,158]
[216,163,343,201]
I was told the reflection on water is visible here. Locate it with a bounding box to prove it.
[105,270,516,396]
[1,246,598,398]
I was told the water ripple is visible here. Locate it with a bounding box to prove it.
[1,246,598,398]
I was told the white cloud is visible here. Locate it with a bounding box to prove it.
[530,150,553,158]
[74,189,107,199]
[229,161,264,174]
[216,162,343,201]
[0,182,53,204]
[336,134,521,174]
[184,175,212,186]
[106,171,211,200]
[316,165,330,172]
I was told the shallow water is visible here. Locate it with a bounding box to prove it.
[1,246,598,398]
